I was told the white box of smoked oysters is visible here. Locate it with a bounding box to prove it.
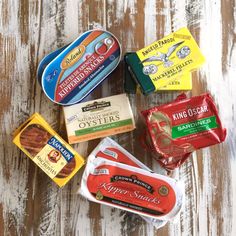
[63,94,135,144]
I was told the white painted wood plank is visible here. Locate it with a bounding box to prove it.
[0,0,235,235]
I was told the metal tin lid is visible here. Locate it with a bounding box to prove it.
[39,29,121,105]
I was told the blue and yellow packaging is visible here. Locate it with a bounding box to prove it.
[13,113,85,187]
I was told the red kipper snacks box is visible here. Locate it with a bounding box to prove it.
[79,157,184,220]
[84,137,170,228]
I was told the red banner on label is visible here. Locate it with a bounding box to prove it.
[55,41,119,102]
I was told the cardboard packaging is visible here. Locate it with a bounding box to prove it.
[125,28,205,95]
[13,113,85,187]
[63,94,136,143]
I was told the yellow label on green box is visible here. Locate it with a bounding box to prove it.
[125,28,204,94]
[137,28,204,89]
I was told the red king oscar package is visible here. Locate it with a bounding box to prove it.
[141,93,226,170]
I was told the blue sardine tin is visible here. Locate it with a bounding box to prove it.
[39,29,121,105]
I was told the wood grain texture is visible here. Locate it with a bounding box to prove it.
[0,0,235,235]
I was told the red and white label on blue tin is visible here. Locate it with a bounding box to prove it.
[41,29,121,105]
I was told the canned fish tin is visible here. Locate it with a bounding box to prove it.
[79,157,184,220]
[85,137,168,228]
[63,94,136,143]
[125,28,204,94]
[13,113,85,187]
[39,29,121,105]
[141,93,227,170]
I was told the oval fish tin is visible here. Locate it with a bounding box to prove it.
[39,29,121,105]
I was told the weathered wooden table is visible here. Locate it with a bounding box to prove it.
[0,0,235,235]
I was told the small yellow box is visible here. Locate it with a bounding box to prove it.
[125,28,204,94]
[13,113,85,187]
